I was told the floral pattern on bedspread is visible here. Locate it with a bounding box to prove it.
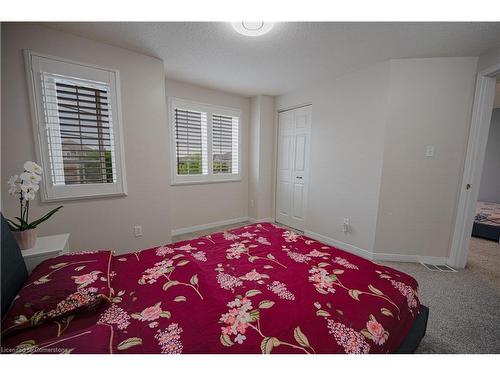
[1,223,420,354]
[1,251,113,339]
[475,201,500,227]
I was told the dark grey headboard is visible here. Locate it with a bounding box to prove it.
[1,213,28,318]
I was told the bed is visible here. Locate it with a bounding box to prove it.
[1,214,428,354]
[472,201,500,242]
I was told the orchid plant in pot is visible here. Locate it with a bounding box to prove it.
[6,161,63,250]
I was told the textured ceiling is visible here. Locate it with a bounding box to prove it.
[46,22,500,97]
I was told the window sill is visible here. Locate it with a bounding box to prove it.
[171,178,242,187]
[41,191,128,203]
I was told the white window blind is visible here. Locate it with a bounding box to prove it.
[42,74,117,186]
[170,99,240,185]
[174,108,208,175]
[25,51,127,201]
[212,114,239,174]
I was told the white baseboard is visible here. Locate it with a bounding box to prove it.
[373,252,449,265]
[304,230,449,265]
[304,230,373,260]
[171,217,249,236]
[248,217,275,224]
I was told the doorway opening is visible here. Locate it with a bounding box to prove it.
[467,77,500,269]
[449,63,500,268]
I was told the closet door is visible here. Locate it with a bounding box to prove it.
[276,105,311,230]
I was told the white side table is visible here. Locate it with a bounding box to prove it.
[21,233,70,273]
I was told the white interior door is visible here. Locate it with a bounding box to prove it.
[276,105,311,231]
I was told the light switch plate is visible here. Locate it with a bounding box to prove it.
[425,145,435,157]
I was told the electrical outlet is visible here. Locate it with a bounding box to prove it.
[134,225,143,238]
[342,218,351,234]
[250,199,254,208]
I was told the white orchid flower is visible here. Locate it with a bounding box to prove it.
[8,175,20,186]
[22,187,36,201]
[8,184,21,197]
[20,172,42,184]
[7,175,22,197]
[21,182,39,193]
[21,182,39,201]
[6,161,61,232]
[23,161,43,175]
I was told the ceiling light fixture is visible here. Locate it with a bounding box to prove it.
[232,22,274,37]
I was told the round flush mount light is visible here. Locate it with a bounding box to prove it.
[232,22,274,36]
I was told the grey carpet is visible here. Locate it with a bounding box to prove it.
[174,224,500,353]
[381,237,500,353]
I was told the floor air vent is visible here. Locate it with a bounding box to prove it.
[420,262,458,272]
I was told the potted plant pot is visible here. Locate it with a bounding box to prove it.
[13,228,37,250]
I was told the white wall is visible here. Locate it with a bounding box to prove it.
[1,23,172,253]
[277,62,390,252]
[373,57,478,259]
[249,97,260,219]
[248,95,275,221]
[478,109,500,203]
[257,96,276,220]
[164,78,250,231]
[477,46,500,72]
[277,57,478,261]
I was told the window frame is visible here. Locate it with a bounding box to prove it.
[24,50,127,202]
[169,97,242,186]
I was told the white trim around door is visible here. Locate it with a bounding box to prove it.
[448,62,500,268]
[275,105,312,231]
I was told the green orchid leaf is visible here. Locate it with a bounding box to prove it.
[27,206,63,229]
[13,217,29,230]
[14,216,29,225]
[5,218,21,231]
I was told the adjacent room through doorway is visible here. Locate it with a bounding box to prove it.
[469,76,500,269]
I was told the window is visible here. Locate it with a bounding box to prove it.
[212,114,239,175]
[25,51,127,201]
[174,108,208,176]
[170,99,241,184]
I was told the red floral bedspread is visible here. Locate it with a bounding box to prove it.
[2,223,420,354]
